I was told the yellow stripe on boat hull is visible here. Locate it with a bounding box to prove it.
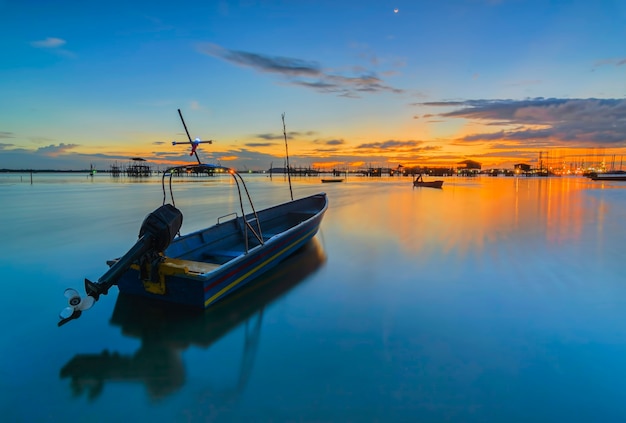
[203,227,317,308]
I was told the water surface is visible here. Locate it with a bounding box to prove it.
[1,173,625,422]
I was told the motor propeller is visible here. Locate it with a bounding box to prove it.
[58,288,96,326]
[57,204,183,327]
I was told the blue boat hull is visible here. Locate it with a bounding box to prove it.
[115,193,327,308]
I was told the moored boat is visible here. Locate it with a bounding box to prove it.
[58,164,327,325]
[588,170,626,181]
[111,169,328,309]
[413,174,444,189]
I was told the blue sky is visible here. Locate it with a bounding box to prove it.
[1,0,625,171]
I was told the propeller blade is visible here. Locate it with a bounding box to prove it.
[64,288,79,299]
[77,295,95,311]
[59,288,95,326]
[60,306,75,320]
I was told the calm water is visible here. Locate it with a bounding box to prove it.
[1,173,625,422]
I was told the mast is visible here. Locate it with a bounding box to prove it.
[282,113,293,201]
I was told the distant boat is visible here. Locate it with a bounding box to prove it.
[413,174,444,189]
[588,171,626,181]
[321,178,344,183]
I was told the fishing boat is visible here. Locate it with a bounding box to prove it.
[58,111,328,326]
[59,164,327,325]
[588,170,626,181]
[413,174,444,189]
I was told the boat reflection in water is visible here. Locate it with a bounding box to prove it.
[60,239,326,401]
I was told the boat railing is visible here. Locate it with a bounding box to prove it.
[241,215,264,253]
[217,212,238,225]
[162,163,265,255]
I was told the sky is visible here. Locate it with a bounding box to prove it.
[1,0,625,171]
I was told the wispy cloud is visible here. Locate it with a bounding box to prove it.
[357,140,424,150]
[0,144,92,170]
[254,131,315,140]
[322,139,345,146]
[198,43,403,97]
[30,37,66,48]
[460,128,554,142]
[255,133,286,141]
[0,131,15,139]
[30,37,75,58]
[420,98,626,146]
[203,44,321,76]
[38,143,80,155]
[291,73,402,97]
[593,57,626,68]
[245,142,275,147]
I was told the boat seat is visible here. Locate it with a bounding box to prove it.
[160,258,221,275]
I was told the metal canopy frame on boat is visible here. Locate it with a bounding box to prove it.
[161,163,265,254]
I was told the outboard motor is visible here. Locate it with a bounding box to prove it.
[59,204,183,326]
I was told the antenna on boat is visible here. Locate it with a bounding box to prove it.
[172,109,213,164]
[282,113,293,201]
